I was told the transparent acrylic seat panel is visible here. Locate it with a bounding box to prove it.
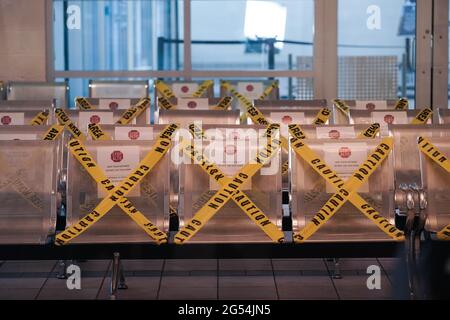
[7,82,68,108]
[419,137,450,233]
[98,124,167,141]
[66,140,169,243]
[389,124,450,188]
[0,138,57,244]
[179,124,282,243]
[291,138,395,242]
[299,124,372,138]
[0,100,55,110]
[89,80,149,98]
[157,109,240,127]
[347,110,421,126]
[437,108,450,124]
[220,79,280,111]
[333,100,400,125]
[82,98,151,123]
[255,99,327,110]
[0,106,55,125]
[154,80,214,100]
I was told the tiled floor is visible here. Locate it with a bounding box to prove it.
[0,258,406,300]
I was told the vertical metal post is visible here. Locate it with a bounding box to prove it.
[432,0,449,112]
[157,36,165,71]
[415,0,433,109]
[183,0,192,80]
[288,53,293,99]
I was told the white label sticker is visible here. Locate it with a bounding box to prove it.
[96,146,140,198]
[0,113,25,126]
[98,99,131,110]
[78,111,114,135]
[172,83,199,98]
[371,111,408,136]
[324,142,369,193]
[316,126,356,139]
[0,133,37,140]
[114,126,154,141]
[177,98,210,110]
[237,82,264,100]
[269,112,306,137]
[355,100,388,110]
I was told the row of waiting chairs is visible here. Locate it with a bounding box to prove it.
[0,100,448,247]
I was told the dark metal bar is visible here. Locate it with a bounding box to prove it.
[0,242,404,260]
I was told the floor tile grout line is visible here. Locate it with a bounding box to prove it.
[216,259,219,300]
[95,260,112,300]
[323,258,341,300]
[34,260,58,300]
[270,259,280,300]
[376,257,394,286]
[155,259,166,300]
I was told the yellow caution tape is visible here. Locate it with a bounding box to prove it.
[174,124,283,244]
[66,139,168,243]
[116,97,150,125]
[158,96,176,110]
[87,123,112,141]
[289,124,400,242]
[29,110,50,126]
[155,80,176,100]
[281,161,289,175]
[55,108,86,140]
[76,97,95,110]
[394,98,409,111]
[313,108,332,125]
[55,123,179,245]
[411,108,433,124]
[192,80,214,98]
[213,96,233,110]
[185,123,284,243]
[357,123,380,139]
[258,81,278,100]
[417,136,450,240]
[42,125,65,141]
[333,99,350,116]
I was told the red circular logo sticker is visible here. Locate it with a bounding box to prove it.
[1,116,12,125]
[338,147,352,159]
[384,114,395,124]
[110,151,124,163]
[281,115,293,125]
[128,130,140,140]
[90,115,101,124]
[109,102,119,110]
[366,103,376,111]
[187,101,197,109]
[224,145,237,155]
[328,130,340,139]
[246,84,254,92]
[181,85,189,93]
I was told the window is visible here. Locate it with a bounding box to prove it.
[191,0,314,71]
[338,0,416,106]
[54,0,184,72]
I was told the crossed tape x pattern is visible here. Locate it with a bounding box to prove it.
[174,125,282,244]
[66,139,168,243]
[288,124,403,242]
[185,124,284,243]
[55,123,178,245]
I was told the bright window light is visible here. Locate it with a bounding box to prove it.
[244,1,287,49]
